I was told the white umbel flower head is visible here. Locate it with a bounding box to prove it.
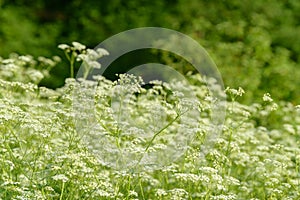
[58,44,70,50]
[72,42,86,51]
[52,174,69,182]
[96,48,109,56]
[263,93,273,102]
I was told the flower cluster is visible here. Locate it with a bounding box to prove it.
[0,53,60,84]
[58,41,109,78]
[1,42,300,199]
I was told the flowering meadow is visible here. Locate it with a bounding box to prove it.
[1,42,300,200]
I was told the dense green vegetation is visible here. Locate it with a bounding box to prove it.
[0,43,300,199]
[1,1,300,199]
[1,0,300,103]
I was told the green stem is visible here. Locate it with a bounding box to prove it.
[132,109,188,172]
[144,113,181,153]
[64,51,74,78]
[139,175,145,200]
[59,181,65,200]
[126,175,131,200]
[83,62,90,79]
[70,53,75,78]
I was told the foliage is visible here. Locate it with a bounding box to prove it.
[1,45,300,199]
[1,0,300,103]
[162,0,300,103]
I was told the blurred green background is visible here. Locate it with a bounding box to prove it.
[0,0,300,104]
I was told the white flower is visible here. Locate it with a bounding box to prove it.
[5,160,15,171]
[52,55,61,62]
[58,44,70,50]
[168,188,188,198]
[1,58,14,64]
[72,41,86,51]
[237,87,245,96]
[263,93,273,102]
[96,48,109,56]
[52,174,69,182]
[86,49,99,60]
[44,186,55,192]
[87,60,101,69]
[26,69,44,83]
[224,87,245,101]
[129,190,138,197]
[283,124,295,134]
[76,54,88,61]
[38,56,56,67]
[270,102,278,111]
[155,189,167,197]
[18,55,32,63]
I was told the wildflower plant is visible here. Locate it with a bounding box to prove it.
[73,28,227,173]
[0,53,60,84]
[1,34,300,199]
[58,42,109,79]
